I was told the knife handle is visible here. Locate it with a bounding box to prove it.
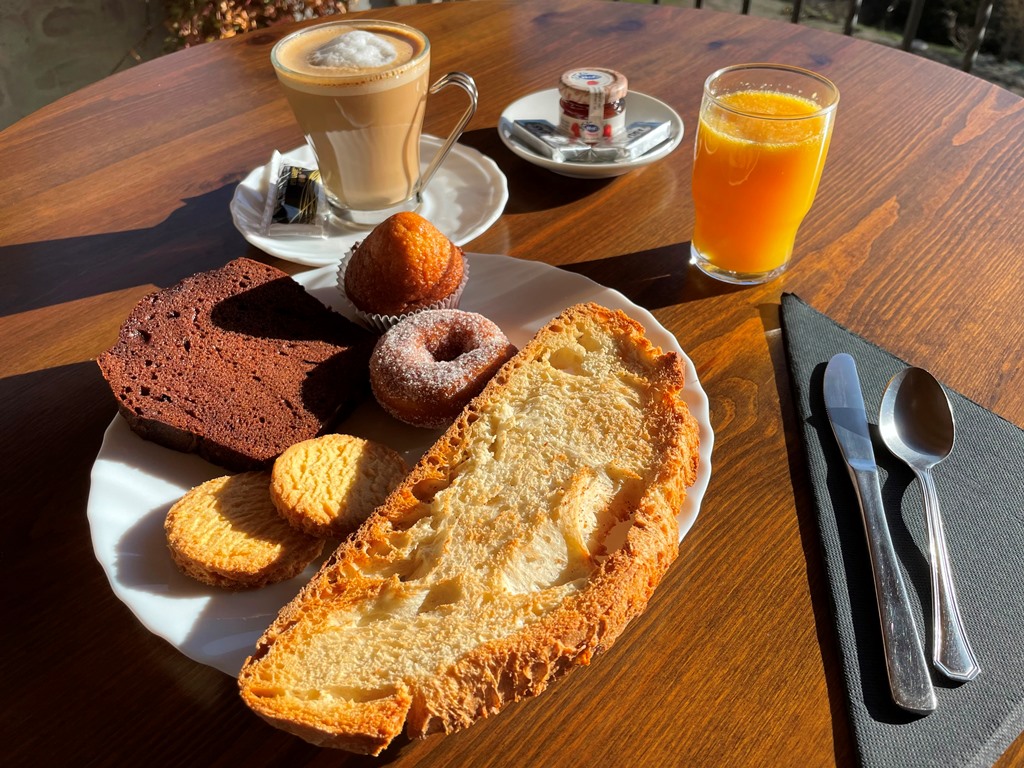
[851,467,937,713]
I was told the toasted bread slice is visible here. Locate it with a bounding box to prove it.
[238,303,700,754]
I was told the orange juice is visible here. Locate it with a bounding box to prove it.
[691,88,835,280]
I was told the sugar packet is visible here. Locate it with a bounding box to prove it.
[510,119,672,164]
[260,151,329,238]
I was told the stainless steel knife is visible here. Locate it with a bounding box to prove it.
[823,353,937,714]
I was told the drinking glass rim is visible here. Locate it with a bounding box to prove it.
[703,63,840,120]
[270,19,430,81]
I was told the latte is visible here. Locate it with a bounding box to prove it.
[272,22,431,215]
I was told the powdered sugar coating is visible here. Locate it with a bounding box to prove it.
[370,310,517,429]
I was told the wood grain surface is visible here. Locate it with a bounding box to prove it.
[2,0,1022,765]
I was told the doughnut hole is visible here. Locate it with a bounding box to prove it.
[425,329,476,363]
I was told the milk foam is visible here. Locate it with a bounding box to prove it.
[308,30,397,69]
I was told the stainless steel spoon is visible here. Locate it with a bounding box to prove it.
[879,367,981,681]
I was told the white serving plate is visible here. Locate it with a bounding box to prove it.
[87,253,713,676]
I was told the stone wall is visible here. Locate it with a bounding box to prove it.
[0,0,166,129]
[0,0,447,130]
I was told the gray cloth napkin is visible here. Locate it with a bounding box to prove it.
[779,293,1024,768]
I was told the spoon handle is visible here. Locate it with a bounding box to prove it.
[919,468,981,681]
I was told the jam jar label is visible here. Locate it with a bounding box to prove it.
[558,67,628,144]
[565,70,618,89]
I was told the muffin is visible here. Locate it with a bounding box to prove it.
[339,211,467,331]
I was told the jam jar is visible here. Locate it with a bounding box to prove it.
[558,68,628,144]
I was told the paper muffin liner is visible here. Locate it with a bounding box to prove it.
[336,243,469,333]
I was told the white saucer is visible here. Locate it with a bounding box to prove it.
[230,138,508,267]
[498,89,685,179]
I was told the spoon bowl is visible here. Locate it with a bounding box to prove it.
[879,368,955,468]
[879,367,981,682]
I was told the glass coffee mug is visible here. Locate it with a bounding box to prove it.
[271,20,478,227]
[690,64,839,284]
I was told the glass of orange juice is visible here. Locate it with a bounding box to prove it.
[691,64,839,284]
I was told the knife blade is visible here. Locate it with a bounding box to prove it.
[823,353,937,714]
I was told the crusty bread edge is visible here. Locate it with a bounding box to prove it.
[402,302,699,736]
[238,302,700,753]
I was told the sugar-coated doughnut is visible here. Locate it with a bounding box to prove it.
[370,309,517,428]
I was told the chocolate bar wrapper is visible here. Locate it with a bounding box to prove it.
[259,150,329,238]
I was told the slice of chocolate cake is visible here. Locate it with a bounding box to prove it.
[97,257,372,471]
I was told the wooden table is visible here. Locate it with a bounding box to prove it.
[3,0,1023,764]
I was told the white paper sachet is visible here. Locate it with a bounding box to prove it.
[260,150,328,239]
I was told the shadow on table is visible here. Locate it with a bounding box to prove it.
[0,183,253,317]
[561,244,749,311]
[459,127,619,214]
[461,125,749,307]
[759,302,858,763]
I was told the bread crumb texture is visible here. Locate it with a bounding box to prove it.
[238,303,700,754]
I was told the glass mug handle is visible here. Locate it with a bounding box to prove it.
[416,72,478,196]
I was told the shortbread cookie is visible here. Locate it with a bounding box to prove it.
[270,434,408,538]
[165,471,324,589]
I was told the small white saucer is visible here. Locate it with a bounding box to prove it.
[230,137,508,267]
[498,89,685,179]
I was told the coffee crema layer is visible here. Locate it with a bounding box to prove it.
[309,30,403,69]
[271,21,432,211]
[275,24,426,94]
